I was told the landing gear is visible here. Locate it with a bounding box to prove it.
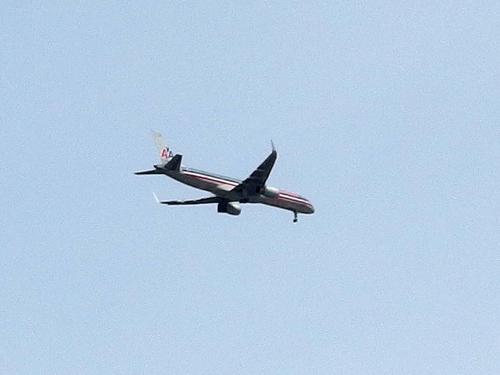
[293,211,298,223]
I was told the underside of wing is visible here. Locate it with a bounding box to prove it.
[232,145,277,196]
[244,148,277,186]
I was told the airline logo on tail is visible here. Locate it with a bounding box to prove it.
[153,131,174,162]
[161,147,173,160]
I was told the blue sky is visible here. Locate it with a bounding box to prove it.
[1,2,499,374]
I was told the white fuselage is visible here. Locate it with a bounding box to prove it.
[165,167,314,214]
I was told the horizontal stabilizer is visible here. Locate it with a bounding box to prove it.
[135,154,182,175]
[135,169,163,175]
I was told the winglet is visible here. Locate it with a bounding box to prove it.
[271,140,276,152]
[152,192,161,204]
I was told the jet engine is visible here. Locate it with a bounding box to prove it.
[260,186,280,198]
[217,201,241,216]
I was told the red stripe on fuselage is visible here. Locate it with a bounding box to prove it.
[183,171,311,207]
[278,193,310,204]
[183,171,239,186]
[279,190,304,198]
[277,195,313,208]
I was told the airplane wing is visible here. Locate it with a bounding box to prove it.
[153,193,222,206]
[231,144,277,196]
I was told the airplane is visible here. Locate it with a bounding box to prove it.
[135,132,314,222]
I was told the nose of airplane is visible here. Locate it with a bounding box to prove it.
[307,202,315,214]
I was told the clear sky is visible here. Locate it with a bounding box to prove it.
[1,2,499,374]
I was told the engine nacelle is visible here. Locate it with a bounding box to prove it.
[217,201,241,216]
[261,186,280,198]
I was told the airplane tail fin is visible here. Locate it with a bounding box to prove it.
[152,131,174,164]
[135,131,181,176]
